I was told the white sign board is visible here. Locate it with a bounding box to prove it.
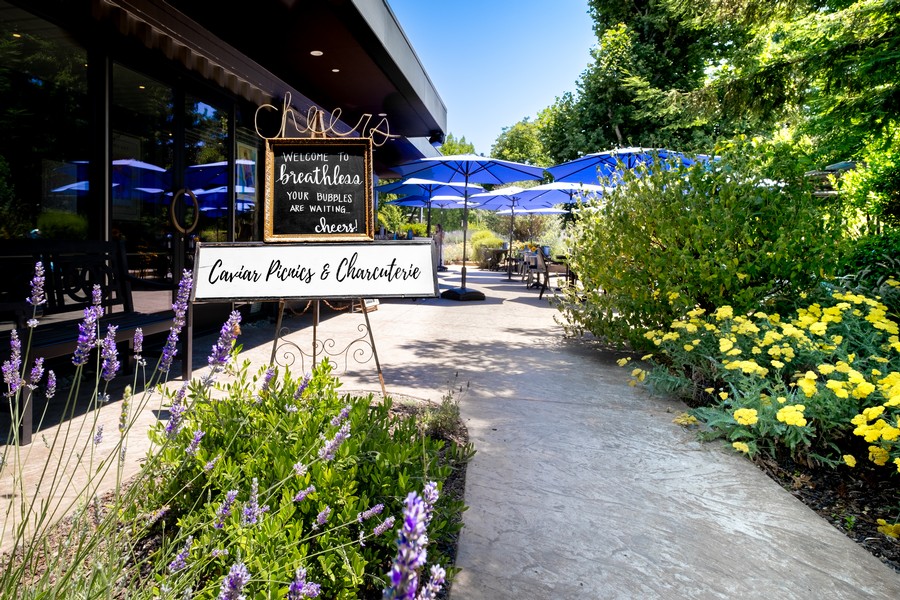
[192,241,438,301]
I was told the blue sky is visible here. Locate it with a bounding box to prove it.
[388,0,597,156]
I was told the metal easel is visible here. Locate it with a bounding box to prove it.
[266,109,387,395]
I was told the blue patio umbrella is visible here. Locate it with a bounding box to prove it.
[394,154,544,300]
[376,177,483,235]
[470,186,559,280]
[385,194,475,209]
[546,147,705,184]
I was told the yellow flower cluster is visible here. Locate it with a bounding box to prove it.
[868,445,890,466]
[877,519,900,538]
[796,371,818,397]
[776,404,807,427]
[733,408,758,426]
[724,359,769,377]
[851,405,900,443]
[732,441,750,454]
[672,413,699,426]
[843,454,856,467]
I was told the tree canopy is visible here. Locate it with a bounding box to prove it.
[496,0,899,171]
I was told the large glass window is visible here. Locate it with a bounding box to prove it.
[0,1,90,240]
[110,63,175,284]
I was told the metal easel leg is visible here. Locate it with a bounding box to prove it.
[360,297,387,397]
[270,299,285,365]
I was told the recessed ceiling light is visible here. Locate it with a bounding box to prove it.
[331,68,340,73]
[377,113,387,117]
[12,32,21,38]
[138,85,146,90]
[310,50,324,57]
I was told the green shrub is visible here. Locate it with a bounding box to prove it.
[468,229,503,264]
[36,210,89,240]
[556,138,845,350]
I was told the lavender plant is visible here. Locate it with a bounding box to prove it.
[0,262,471,599]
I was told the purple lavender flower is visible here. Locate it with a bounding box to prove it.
[417,565,446,600]
[357,503,384,523]
[93,424,104,446]
[318,422,350,461]
[294,374,311,400]
[208,311,241,370]
[260,366,276,392]
[293,461,307,477]
[372,515,396,537]
[27,262,46,307]
[165,383,188,438]
[241,477,269,526]
[287,568,321,599]
[167,535,193,573]
[133,328,143,360]
[45,370,56,399]
[100,325,120,382]
[92,284,102,306]
[73,305,102,367]
[383,491,429,600]
[185,429,205,456]
[293,485,315,503]
[158,270,193,374]
[26,319,38,329]
[422,481,438,527]
[214,489,239,529]
[330,404,351,427]
[314,505,331,529]
[2,330,23,396]
[217,562,250,600]
[27,357,44,390]
[204,455,221,472]
[211,548,229,559]
[285,404,299,413]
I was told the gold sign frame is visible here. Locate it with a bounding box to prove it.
[264,137,374,242]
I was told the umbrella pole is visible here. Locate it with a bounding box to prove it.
[507,205,515,281]
[460,184,469,289]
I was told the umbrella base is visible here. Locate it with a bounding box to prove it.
[441,287,485,301]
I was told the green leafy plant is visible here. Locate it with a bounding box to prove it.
[1,263,471,599]
[557,138,845,350]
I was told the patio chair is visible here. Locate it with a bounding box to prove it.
[535,251,567,299]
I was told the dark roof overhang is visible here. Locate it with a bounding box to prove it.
[95,0,447,175]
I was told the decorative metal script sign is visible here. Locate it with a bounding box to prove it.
[192,241,438,301]
[264,137,374,241]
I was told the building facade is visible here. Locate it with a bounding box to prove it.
[0,0,445,328]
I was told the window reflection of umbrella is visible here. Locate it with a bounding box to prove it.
[546,147,705,184]
[112,158,171,189]
[185,159,255,190]
[394,154,544,301]
[470,186,557,281]
[376,178,483,235]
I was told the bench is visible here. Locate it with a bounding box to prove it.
[0,240,177,445]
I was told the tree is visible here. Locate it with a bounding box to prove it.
[490,118,551,166]
[539,0,721,161]
[437,132,475,156]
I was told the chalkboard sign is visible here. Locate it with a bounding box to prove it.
[264,138,374,241]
